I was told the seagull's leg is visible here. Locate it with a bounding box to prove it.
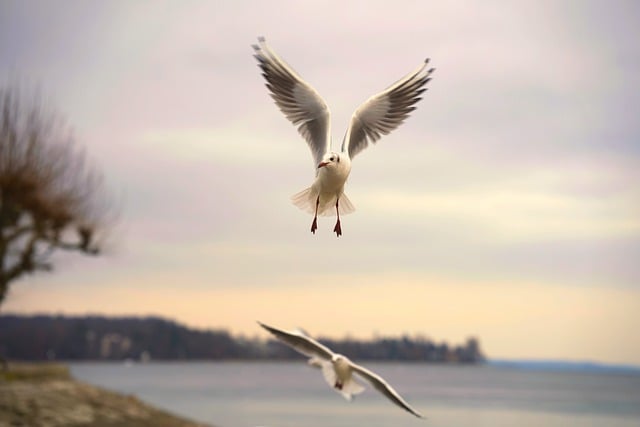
[311,196,319,234]
[333,198,342,237]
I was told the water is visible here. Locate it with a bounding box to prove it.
[69,361,640,427]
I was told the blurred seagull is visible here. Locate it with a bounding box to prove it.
[258,321,424,418]
[252,37,434,236]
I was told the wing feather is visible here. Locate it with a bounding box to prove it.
[342,59,434,160]
[253,37,331,168]
[350,362,424,418]
[258,321,335,361]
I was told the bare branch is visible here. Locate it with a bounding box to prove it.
[0,83,114,306]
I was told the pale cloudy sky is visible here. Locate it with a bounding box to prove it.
[1,1,639,365]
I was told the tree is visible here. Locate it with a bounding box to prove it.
[0,85,111,306]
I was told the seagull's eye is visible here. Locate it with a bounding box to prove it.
[330,157,334,161]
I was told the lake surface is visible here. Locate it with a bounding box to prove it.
[69,361,640,427]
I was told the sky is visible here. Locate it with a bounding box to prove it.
[1,0,639,365]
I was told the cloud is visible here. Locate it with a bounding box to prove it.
[362,187,639,243]
[140,126,298,165]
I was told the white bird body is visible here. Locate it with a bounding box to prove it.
[253,37,433,236]
[291,152,353,218]
[258,321,424,418]
[333,354,352,381]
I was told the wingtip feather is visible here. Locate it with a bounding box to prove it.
[257,321,273,332]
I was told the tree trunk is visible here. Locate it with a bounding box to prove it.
[0,277,7,308]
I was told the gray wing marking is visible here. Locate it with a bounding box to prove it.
[350,362,424,418]
[258,321,334,361]
[342,59,434,160]
[253,37,331,168]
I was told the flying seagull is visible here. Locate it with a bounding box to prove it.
[252,37,434,236]
[258,321,424,418]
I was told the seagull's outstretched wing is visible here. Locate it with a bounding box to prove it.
[253,37,331,169]
[341,59,434,160]
[350,361,424,418]
[258,321,334,361]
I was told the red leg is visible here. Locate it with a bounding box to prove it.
[333,198,342,237]
[311,196,319,234]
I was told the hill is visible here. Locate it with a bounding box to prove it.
[0,314,484,363]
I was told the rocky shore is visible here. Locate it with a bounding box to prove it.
[0,362,210,427]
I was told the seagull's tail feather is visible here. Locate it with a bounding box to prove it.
[313,358,364,401]
[337,193,355,216]
[291,188,356,217]
[340,377,365,401]
[291,187,317,215]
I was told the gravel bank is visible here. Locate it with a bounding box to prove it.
[0,362,210,427]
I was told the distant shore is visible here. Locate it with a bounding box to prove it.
[0,314,485,363]
[0,362,210,427]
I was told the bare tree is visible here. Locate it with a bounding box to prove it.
[0,85,112,306]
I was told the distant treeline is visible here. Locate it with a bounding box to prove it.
[0,315,484,363]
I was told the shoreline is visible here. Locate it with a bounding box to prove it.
[0,362,211,427]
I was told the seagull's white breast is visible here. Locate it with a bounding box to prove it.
[315,160,351,195]
[333,355,353,382]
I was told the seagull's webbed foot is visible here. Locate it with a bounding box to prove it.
[333,219,342,237]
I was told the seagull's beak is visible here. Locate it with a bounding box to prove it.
[317,161,329,169]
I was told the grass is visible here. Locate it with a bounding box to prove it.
[0,361,71,382]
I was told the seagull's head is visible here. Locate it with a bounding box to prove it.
[317,152,341,170]
[331,354,352,373]
[332,354,349,364]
